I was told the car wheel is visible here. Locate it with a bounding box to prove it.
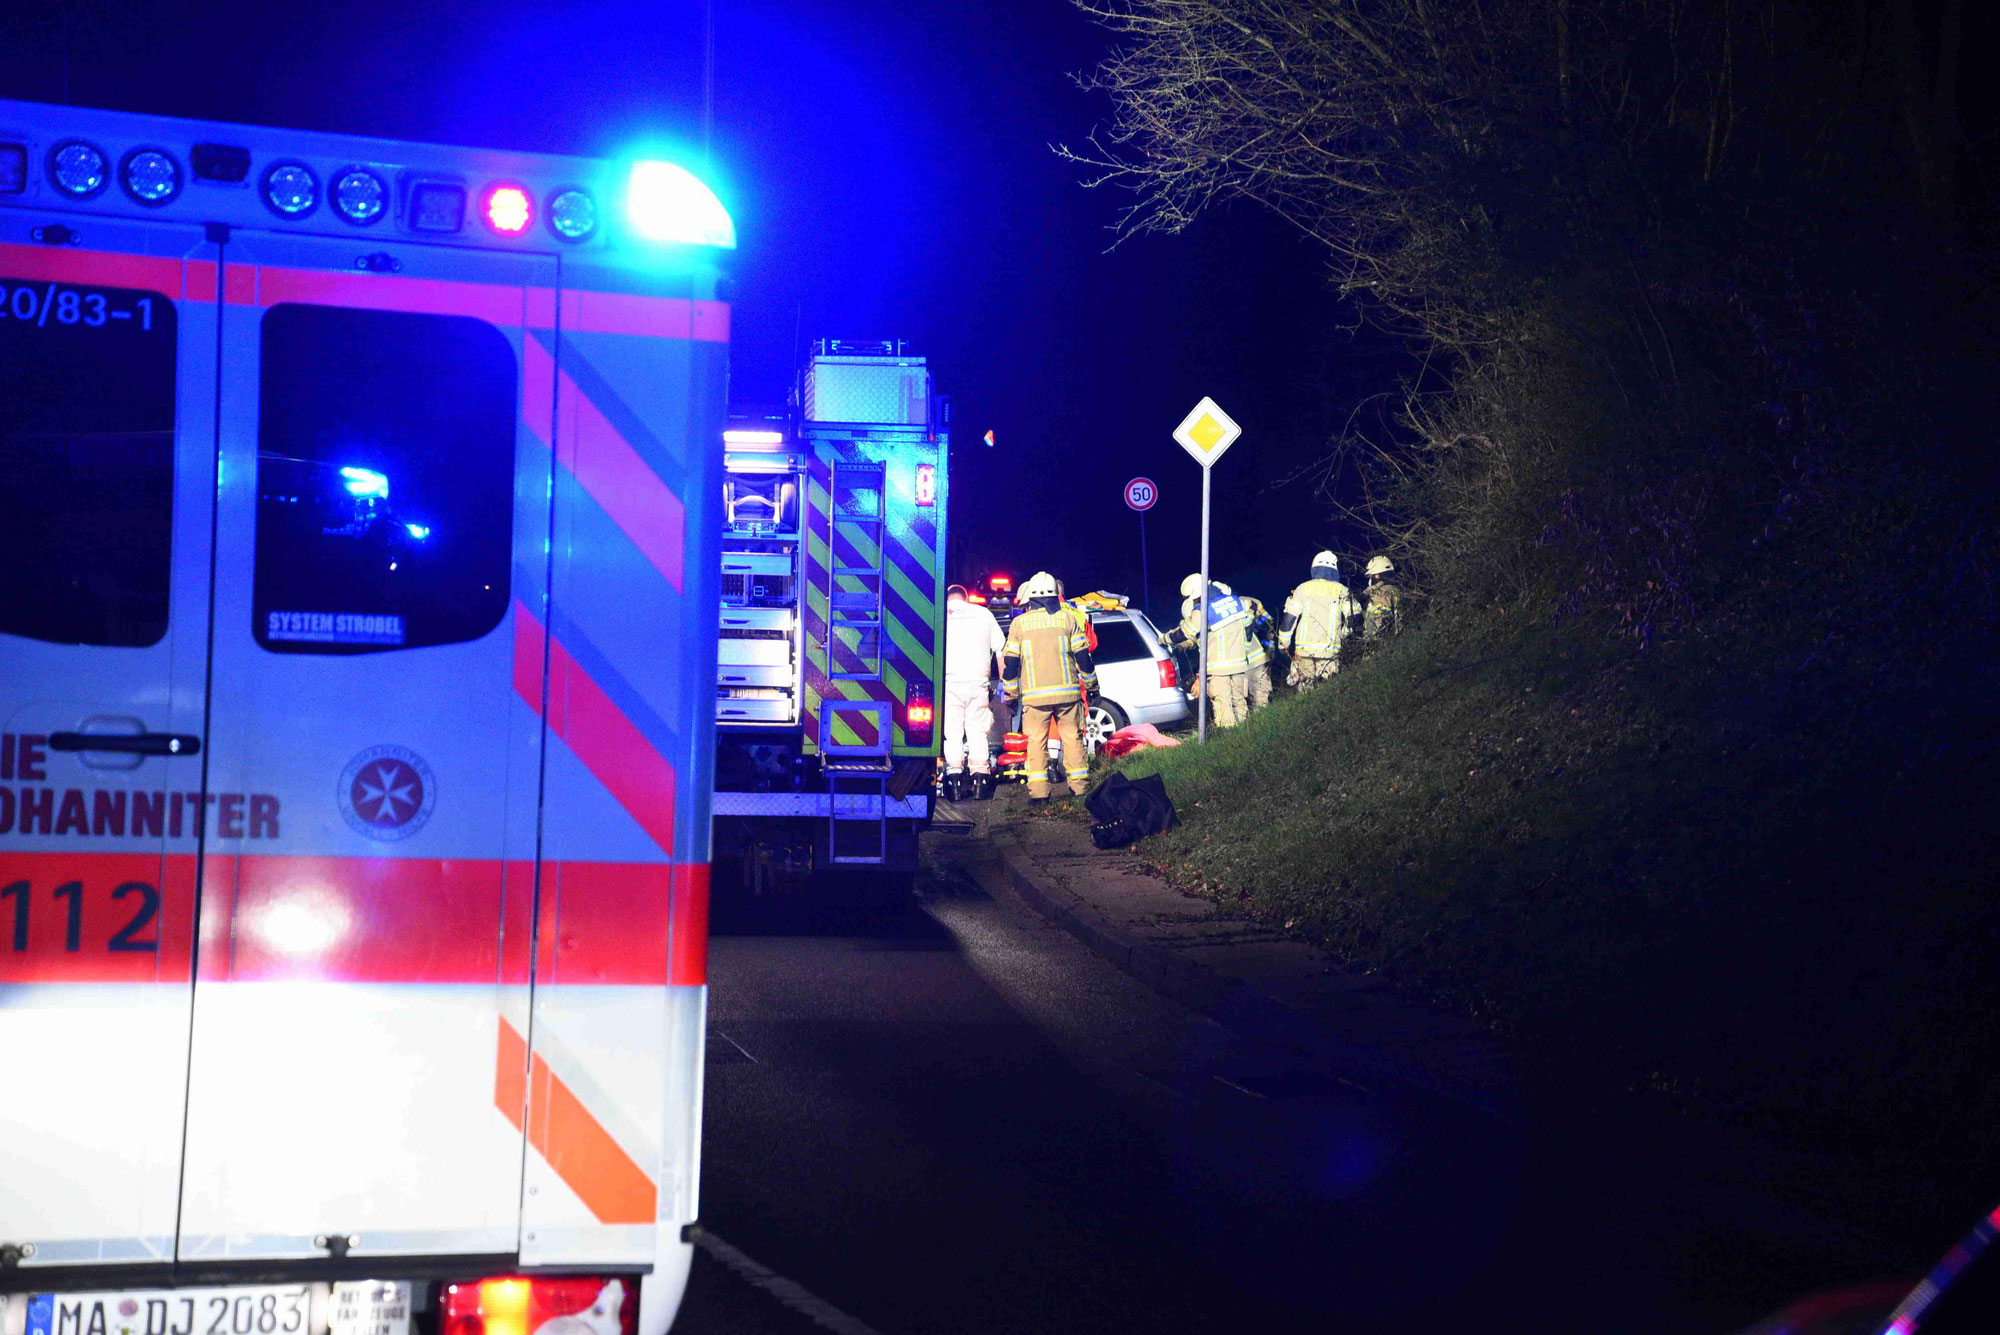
[1086,700,1128,755]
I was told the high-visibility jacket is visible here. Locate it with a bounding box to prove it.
[1178,590,1252,676]
[1364,581,1404,639]
[1283,578,1358,658]
[1003,605,1097,706]
[1241,595,1274,669]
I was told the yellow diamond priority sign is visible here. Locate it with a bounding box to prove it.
[1173,397,1241,468]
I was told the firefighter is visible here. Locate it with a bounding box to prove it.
[1280,551,1358,690]
[1363,555,1404,640]
[1002,571,1097,802]
[1172,574,1253,727]
[1220,583,1277,710]
[942,584,1005,797]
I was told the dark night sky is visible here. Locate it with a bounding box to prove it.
[2,0,1401,614]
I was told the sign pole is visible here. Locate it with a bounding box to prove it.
[1170,397,1241,748]
[1197,467,1211,743]
[1138,509,1150,619]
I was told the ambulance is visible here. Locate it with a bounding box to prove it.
[0,101,728,1335]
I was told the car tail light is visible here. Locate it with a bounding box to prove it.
[914,464,936,506]
[440,1276,639,1335]
[906,694,934,741]
[1157,657,1178,690]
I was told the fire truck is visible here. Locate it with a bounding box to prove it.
[0,101,727,1335]
[711,341,946,884]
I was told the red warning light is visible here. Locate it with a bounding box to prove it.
[482,184,533,235]
[915,463,936,507]
[988,574,1012,591]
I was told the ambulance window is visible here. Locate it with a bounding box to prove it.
[253,303,514,655]
[0,277,176,648]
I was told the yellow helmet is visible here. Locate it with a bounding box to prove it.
[1366,555,1394,577]
[1020,570,1060,601]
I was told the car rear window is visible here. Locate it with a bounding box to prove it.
[0,275,176,648]
[1091,617,1152,662]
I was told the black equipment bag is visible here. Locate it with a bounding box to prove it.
[1084,772,1179,849]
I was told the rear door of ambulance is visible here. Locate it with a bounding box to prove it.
[0,202,220,1269]
[178,226,554,1267]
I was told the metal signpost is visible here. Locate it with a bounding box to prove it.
[1172,397,1242,743]
[1123,476,1158,615]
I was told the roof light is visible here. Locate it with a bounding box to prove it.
[120,148,182,206]
[49,141,108,198]
[191,143,251,183]
[332,168,387,225]
[0,144,26,195]
[263,162,318,218]
[547,188,597,242]
[723,429,785,445]
[989,574,1012,591]
[915,464,936,507]
[339,466,389,499]
[626,160,735,249]
[409,181,465,233]
[482,183,533,236]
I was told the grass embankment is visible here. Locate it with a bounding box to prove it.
[1114,610,2000,1189]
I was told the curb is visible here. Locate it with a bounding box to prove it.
[988,828,1515,1120]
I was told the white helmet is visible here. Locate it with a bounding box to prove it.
[1312,550,1338,572]
[1180,573,1206,598]
[1366,555,1394,577]
[1020,570,1060,601]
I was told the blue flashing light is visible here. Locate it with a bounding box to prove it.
[339,466,389,499]
[626,160,736,249]
[404,522,431,540]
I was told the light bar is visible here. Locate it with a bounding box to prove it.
[626,160,735,249]
[723,429,785,445]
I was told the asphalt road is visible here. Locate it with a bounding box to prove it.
[675,829,1899,1335]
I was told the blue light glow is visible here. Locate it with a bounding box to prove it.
[339,466,389,499]
[404,523,431,540]
[627,161,736,249]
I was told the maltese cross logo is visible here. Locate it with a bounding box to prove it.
[338,745,438,841]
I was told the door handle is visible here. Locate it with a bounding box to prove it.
[47,732,203,756]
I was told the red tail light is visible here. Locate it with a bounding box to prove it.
[441,1276,639,1335]
[1157,657,1178,690]
[906,695,934,740]
[915,463,936,506]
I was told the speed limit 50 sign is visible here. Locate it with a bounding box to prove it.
[1123,477,1159,512]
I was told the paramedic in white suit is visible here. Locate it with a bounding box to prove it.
[943,584,1005,778]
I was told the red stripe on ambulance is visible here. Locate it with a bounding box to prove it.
[496,1017,657,1224]
[513,602,679,856]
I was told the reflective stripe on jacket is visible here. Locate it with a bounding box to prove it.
[1003,606,1096,705]
[1283,578,1356,658]
[1179,591,1252,675]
